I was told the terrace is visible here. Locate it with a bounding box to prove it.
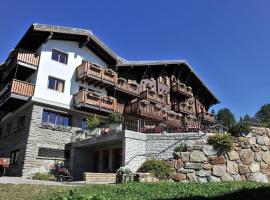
[0,79,35,111]
[2,49,40,81]
[73,90,123,113]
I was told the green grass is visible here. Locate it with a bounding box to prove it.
[0,182,269,200]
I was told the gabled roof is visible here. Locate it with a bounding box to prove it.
[8,23,219,105]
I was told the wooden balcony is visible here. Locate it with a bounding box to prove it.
[125,100,164,121]
[115,79,140,97]
[102,69,117,85]
[73,90,124,113]
[3,49,40,81]
[171,83,193,98]
[183,116,201,131]
[166,111,182,127]
[0,79,35,111]
[198,112,215,122]
[140,90,157,102]
[173,102,194,115]
[76,61,102,83]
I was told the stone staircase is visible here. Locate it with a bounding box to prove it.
[83,173,116,184]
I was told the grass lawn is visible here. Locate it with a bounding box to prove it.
[0,181,269,200]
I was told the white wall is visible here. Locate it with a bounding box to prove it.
[33,40,108,107]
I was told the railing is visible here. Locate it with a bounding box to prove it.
[11,49,40,67]
[125,100,164,120]
[183,116,201,132]
[140,90,157,102]
[166,114,182,127]
[0,79,34,104]
[198,112,215,122]
[73,90,124,113]
[116,80,140,96]
[76,62,102,81]
[171,83,193,97]
[173,102,194,114]
[102,69,117,84]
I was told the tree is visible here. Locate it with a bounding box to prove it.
[255,104,270,128]
[216,108,236,128]
[239,114,258,126]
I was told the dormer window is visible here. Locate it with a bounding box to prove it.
[51,49,68,64]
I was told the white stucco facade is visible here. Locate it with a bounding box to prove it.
[33,40,109,107]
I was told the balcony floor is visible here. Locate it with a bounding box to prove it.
[0,94,30,112]
[74,103,114,114]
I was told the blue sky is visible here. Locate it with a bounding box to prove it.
[0,0,269,119]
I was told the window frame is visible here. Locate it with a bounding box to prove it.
[10,149,20,165]
[42,110,71,127]
[51,49,68,64]
[47,76,65,93]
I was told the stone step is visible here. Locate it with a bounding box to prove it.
[84,172,116,183]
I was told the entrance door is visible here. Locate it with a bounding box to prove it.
[102,150,110,172]
[113,148,122,172]
[92,151,99,172]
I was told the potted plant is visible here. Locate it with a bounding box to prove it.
[172,143,188,159]
[108,112,124,132]
[85,114,101,136]
[116,166,134,183]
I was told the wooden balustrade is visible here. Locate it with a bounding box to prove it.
[166,114,182,127]
[173,102,194,114]
[198,112,215,122]
[102,69,117,84]
[11,49,40,67]
[125,100,164,120]
[140,90,157,102]
[76,62,102,81]
[171,83,193,98]
[73,90,123,113]
[116,80,139,96]
[0,79,34,109]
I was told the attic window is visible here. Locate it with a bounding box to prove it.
[52,49,68,64]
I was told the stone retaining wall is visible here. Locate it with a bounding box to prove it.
[156,127,270,183]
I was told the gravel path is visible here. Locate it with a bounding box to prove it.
[0,177,82,186]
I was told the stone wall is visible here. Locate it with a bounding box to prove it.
[0,103,32,176]
[145,127,270,183]
[123,131,146,172]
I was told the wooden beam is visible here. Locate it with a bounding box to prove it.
[184,70,192,84]
[79,36,90,48]
[43,32,53,44]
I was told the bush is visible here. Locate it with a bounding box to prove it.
[229,123,251,137]
[208,133,233,155]
[116,166,133,183]
[87,114,100,130]
[108,113,124,124]
[138,159,172,179]
[32,172,55,181]
[173,143,187,152]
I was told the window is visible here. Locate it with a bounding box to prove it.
[51,49,68,64]
[10,149,20,165]
[81,118,87,130]
[48,76,65,92]
[42,110,70,126]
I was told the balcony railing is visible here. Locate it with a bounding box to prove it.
[76,61,117,86]
[76,62,102,82]
[183,116,201,131]
[125,100,164,121]
[10,49,40,67]
[115,79,140,96]
[166,111,182,127]
[102,69,117,85]
[73,90,123,113]
[198,112,215,122]
[173,102,194,114]
[0,79,35,106]
[171,83,193,98]
[140,90,167,105]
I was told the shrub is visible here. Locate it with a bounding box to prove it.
[229,123,251,137]
[208,133,233,155]
[108,113,124,124]
[116,166,133,183]
[32,172,55,181]
[173,143,187,152]
[87,114,100,130]
[138,159,172,179]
